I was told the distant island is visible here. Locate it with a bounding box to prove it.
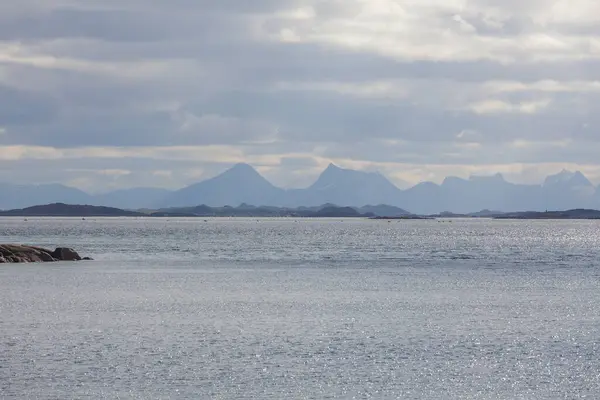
[370,215,432,220]
[145,203,409,218]
[0,203,378,218]
[2,203,600,220]
[0,203,145,217]
[493,209,600,219]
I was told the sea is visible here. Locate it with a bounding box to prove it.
[1,217,600,399]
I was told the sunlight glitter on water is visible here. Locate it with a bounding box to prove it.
[1,218,600,398]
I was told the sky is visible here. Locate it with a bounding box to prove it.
[1,0,600,192]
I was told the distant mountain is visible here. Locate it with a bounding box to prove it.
[398,170,599,214]
[0,203,144,217]
[0,183,92,210]
[544,170,592,188]
[400,181,442,214]
[403,174,542,214]
[92,188,172,209]
[159,163,287,207]
[541,170,596,210]
[0,183,171,211]
[286,163,403,207]
[1,165,599,214]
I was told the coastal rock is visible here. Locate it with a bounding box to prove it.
[35,248,57,262]
[0,244,89,264]
[52,247,82,261]
[0,245,56,263]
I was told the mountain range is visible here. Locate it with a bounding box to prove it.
[1,163,599,214]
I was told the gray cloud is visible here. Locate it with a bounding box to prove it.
[1,0,600,190]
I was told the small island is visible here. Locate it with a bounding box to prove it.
[0,203,375,218]
[369,215,432,220]
[0,245,92,263]
[493,209,600,219]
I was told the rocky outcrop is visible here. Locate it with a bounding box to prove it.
[0,244,92,263]
[51,247,82,261]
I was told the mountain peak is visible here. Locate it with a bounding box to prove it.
[544,169,592,188]
[221,163,264,179]
[314,163,382,186]
[305,163,401,206]
[322,163,344,174]
[570,171,592,187]
[230,162,256,172]
[159,162,282,207]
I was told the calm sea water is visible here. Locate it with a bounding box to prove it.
[1,217,600,399]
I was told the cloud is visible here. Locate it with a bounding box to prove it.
[1,0,600,191]
[468,98,552,114]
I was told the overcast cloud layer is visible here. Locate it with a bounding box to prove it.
[2,0,600,192]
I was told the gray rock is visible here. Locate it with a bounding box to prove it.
[51,247,82,261]
[0,244,88,263]
[0,244,57,263]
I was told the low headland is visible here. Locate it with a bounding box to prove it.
[0,203,145,217]
[492,209,600,219]
[0,203,379,218]
[2,203,600,220]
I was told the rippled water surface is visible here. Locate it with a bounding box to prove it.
[1,217,600,399]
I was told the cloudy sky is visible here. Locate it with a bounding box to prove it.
[1,0,600,192]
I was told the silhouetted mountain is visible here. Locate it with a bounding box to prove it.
[1,165,599,213]
[541,170,596,210]
[92,188,172,209]
[404,174,542,214]
[287,163,402,207]
[159,163,287,207]
[400,182,441,214]
[0,183,92,210]
[398,170,600,214]
[544,170,592,188]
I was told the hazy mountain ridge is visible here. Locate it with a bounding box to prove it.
[0,184,171,211]
[0,183,92,210]
[1,164,598,213]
